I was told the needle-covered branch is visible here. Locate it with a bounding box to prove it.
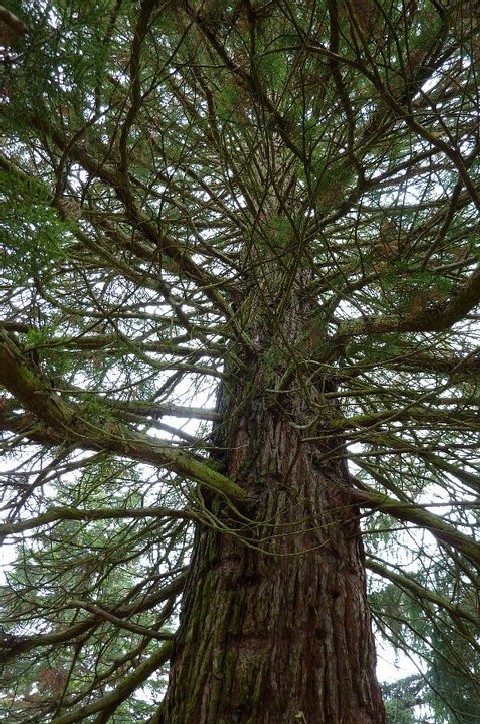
[0,328,248,503]
[48,642,173,724]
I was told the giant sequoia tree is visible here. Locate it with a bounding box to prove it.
[1,1,480,722]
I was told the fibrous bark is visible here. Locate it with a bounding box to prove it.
[164,296,385,723]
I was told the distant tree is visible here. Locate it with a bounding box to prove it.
[376,556,480,723]
[1,1,480,722]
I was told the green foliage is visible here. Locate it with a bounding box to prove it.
[254,49,289,90]
[385,699,415,724]
[1,0,480,720]
[1,459,183,720]
[0,172,71,283]
[371,554,480,723]
[428,627,480,723]
[216,81,244,123]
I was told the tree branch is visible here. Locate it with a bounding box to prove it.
[49,641,173,724]
[0,328,249,503]
[352,485,480,568]
[0,504,197,537]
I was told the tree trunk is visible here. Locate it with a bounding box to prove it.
[163,297,385,723]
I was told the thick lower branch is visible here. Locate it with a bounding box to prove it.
[0,328,248,502]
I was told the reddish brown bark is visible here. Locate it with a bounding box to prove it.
[162,282,385,723]
[163,344,385,722]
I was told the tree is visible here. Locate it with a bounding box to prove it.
[1,0,480,721]
[372,549,480,723]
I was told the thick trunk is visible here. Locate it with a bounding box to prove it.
[163,301,385,723]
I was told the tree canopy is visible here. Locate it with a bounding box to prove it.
[1,1,480,722]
